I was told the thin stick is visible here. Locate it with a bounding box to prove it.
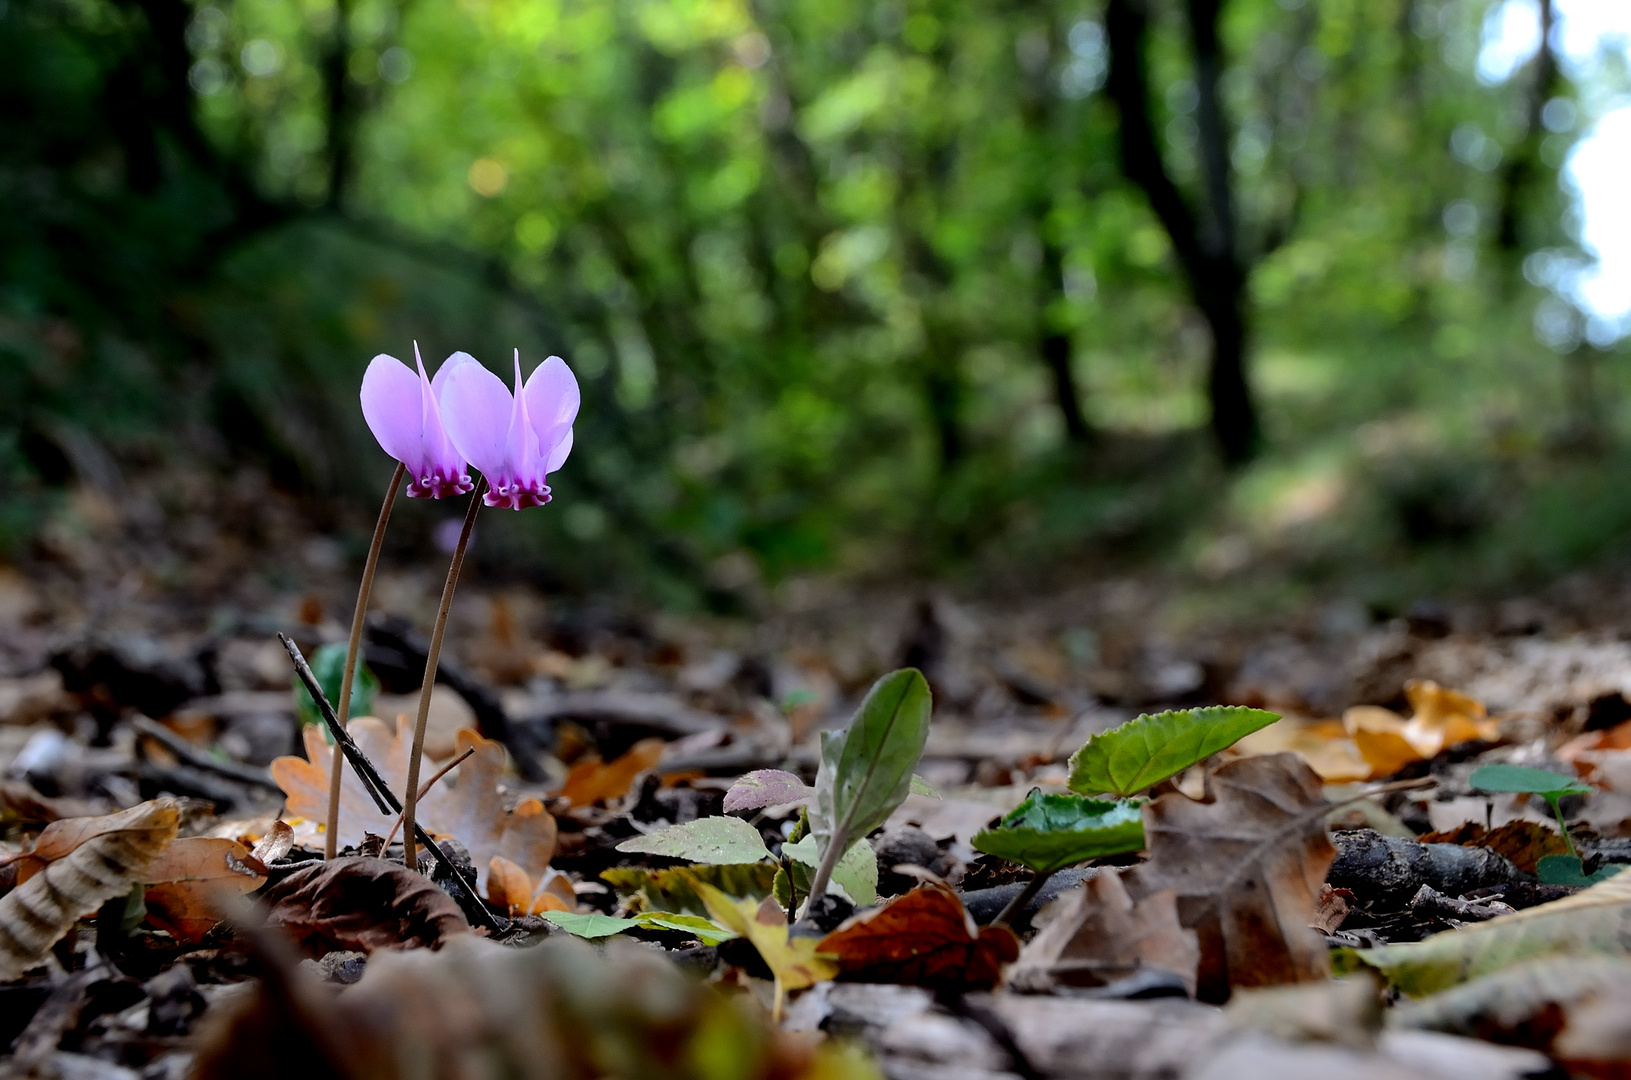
[992,867,1057,929]
[403,484,483,872]
[280,634,504,934]
[327,462,405,860]
[381,747,474,849]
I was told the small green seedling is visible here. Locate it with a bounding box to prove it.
[294,642,378,732]
[1068,706,1280,798]
[972,791,1145,926]
[1467,764,1621,885]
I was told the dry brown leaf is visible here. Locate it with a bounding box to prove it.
[1128,752,1335,1003]
[12,801,182,884]
[0,799,179,979]
[816,881,1019,992]
[1312,885,1356,934]
[251,820,296,865]
[142,837,269,943]
[260,856,469,955]
[1233,717,1372,782]
[1419,820,1571,876]
[272,718,556,890]
[1403,679,1498,754]
[487,856,574,916]
[1010,870,1199,995]
[557,738,664,808]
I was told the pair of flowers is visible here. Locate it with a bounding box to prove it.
[361,346,578,509]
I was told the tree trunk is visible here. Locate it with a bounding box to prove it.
[1495,0,1557,253]
[1041,239,1091,443]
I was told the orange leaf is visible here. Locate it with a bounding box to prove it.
[817,882,1019,992]
[558,738,665,808]
[1402,679,1497,755]
[487,856,533,916]
[142,837,268,943]
[15,801,186,885]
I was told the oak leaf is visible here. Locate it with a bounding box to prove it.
[557,738,665,807]
[142,836,269,943]
[272,718,556,890]
[816,881,1019,992]
[1127,752,1335,1002]
[260,856,470,955]
[0,799,179,979]
[487,855,574,916]
[1010,870,1198,995]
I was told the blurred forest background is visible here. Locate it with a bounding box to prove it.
[3,0,1630,618]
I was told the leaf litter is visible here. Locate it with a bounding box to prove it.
[6,586,1631,1079]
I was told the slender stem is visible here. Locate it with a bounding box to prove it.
[326,462,405,860]
[382,748,473,850]
[799,835,847,919]
[1548,795,1579,858]
[403,484,483,872]
[993,868,1056,929]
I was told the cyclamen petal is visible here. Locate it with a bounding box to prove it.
[440,350,577,510]
[523,356,579,474]
[359,348,473,499]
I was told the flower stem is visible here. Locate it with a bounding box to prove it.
[992,868,1056,929]
[326,461,405,861]
[403,483,483,872]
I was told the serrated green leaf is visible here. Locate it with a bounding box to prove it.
[1469,764,1592,799]
[614,816,773,864]
[1536,854,1625,886]
[810,669,932,893]
[971,792,1145,873]
[782,835,878,906]
[1067,706,1280,797]
[540,911,641,939]
[600,863,779,918]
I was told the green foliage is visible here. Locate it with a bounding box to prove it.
[1067,706,1279,797]
[809,669,932,894]
[1536,855,1625,887]
[615,816,773,865]
[600,863,779,918]
[541,909,737,943]
[293,643,378,730]
[972,792,1145,874]
[1468,765,1591,799]
[781,835,878,906]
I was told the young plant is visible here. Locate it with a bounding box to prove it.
[802,669,933,915]
[1468,764,1620,885]
[1067,706,1280,798]
[973,792,1144,925]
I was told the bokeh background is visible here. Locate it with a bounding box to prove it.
[3,0,1630,619]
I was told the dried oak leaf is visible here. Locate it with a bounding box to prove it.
[142,837,269,943]
[816,881,1019,992]
[272,718,556,890]
[0,799,179,979]
[260,856,469,955]
[1009,870,1198,995]
[1127,752,1335,1003]
[557,738,665,808]
[487,855,574,916]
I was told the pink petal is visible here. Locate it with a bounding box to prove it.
[439,359,515,481]
[524,356,579,475]
[544,427,574,474]
[360,354,425,470]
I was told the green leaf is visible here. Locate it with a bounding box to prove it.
[1067,706,1280,797]
[782,835,878,906]
[634,912,738,944]
[1537,854,1626,887]
[614,816,773,865]
[909,774,942,799]
[600,863,780,918]
[540,911,641,939]
[1469,765,1592,799]
[294,642,377,730]
[810,669,932,890]
[971,792,1146,874]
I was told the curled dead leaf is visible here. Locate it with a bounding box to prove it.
[1009,870,1199,995]
[817,881,1019,992]
[557,738,665,808]
[0,799,179,979]
[487,856,574,916]
[260,856,470,955]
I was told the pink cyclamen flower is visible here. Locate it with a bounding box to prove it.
[360,345,478,499]
[439,351,579,510]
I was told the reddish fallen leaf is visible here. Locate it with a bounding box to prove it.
[1128,752,1335,1003]
[1419,820,1571,876]
[557,738,665,808]
[260,856,469,955]
[817,881,1019,992]
[142,837,269,943]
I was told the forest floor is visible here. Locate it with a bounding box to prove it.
[3,466,1631,1078]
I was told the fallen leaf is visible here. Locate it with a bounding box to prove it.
[0,799,179,979]
[1009,870,1198,995]
[1068,706,1280,798]
[251,820,295,865]
[816,881,1019,992]
[142,837,269,943]
[1128,752,1335,1002]
[13,801,183,884]
[557,738,665,807]
[272,718,556,890]
[260,856,470,955]
[781,835,878,906]
[1345,707,1425,779]
[723,770,814,813]
[486,855,574,916]
[1336,871,1631,996]
[1232,717,1372,783]
[1402,680,1498,754]
[1312,885,1356,934]
[697,882,837,1015]
[615,815,773,864]
[601,863,780,918]
[1419,820,1572,875]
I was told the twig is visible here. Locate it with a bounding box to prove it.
[404,483,483,873]
[381,748,474,849]
[991,867,1057,929]
[129,717,282,791]
[279,633,504,935]
[328,461,404,860]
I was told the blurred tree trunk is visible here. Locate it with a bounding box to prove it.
[1041,236,1091,443]
[1104,0,1259,464]
[322,0,358,208]
[1495,0,1558,254]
